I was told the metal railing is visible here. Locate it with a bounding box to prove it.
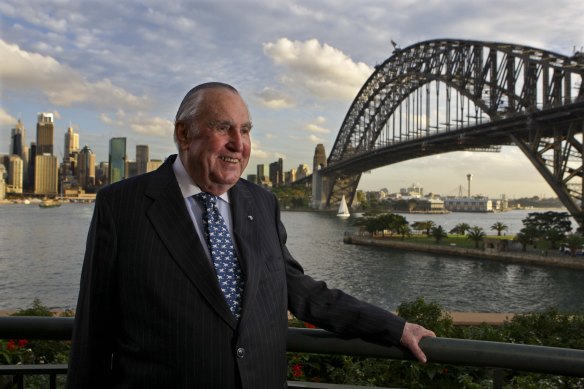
[1,316,584,388]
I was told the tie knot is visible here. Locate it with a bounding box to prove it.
[194,192,217,208]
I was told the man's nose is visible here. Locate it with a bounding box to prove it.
[227,129,244,151]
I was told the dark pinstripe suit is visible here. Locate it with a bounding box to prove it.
[67,155,406,389]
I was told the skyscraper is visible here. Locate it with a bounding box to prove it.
[34,154,58,196]
[136,145,149,176]
[109,137,126,184]
[64,126,79,156]
[10,119,25,156]
[7,155,23,194]
[78,145,96,190]
[36,113,54,156]
[269,158,283,187]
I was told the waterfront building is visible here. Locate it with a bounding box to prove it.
[96,162,109,187]
[418,198,445,212]
[136,145,149,175]
[146,159,163,173]
[400,183,423,198]
[11,119,30,188]
[256,164,265,182]
[444,197,493,212]
[108,137,126,184]
[34,154,58,196]
[78,145,96,190]
[36,113,54,156]
[7,155,23,194]
[0,165,5,200]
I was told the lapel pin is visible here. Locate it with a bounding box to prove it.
[248,215,254,221]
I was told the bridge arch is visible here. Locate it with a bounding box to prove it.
[321,39,584,225]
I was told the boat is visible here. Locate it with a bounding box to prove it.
[39,198,62,208]
[337,195,350,218]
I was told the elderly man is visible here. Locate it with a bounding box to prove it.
[67,82,435,389]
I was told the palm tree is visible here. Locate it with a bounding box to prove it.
[490,222,509,236]
[430,225,448,244]
[449,222,470,236]
[467,226,486,248]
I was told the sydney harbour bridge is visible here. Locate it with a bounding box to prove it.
[306,39,584,227]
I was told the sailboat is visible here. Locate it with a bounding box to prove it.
[337,195,350,218]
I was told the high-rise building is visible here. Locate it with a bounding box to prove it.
[10,119,29,188]
[109,137,126,184]
[36,113,54,156]
[78,145,96,190]
[146,159,163,173]
[64,126,79,156]
[136,145,149,176]
[269,158,283,187]
[10,119,25,156]
[7,155,23,194]
[256,164,265,182]
[34,154,58,196]
[296,164,310,180]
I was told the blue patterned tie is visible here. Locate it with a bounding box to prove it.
[195,192,245,320]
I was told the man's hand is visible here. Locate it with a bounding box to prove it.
[400,322,436,363]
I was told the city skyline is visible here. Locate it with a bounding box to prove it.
[2,1,583,197]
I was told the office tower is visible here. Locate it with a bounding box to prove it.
[146,159,163,173]
[34,154,58,195]
[256,164,265,182]
[269,158,283,187]
[296,164,310,180]
[136,145,149,176]
[0,164,5,200]
[10,119,29,187]
[7,155,23,194]
[36,113,54,156]
[64,126,79,156]
[78,145,96,189]
[109,137,126,184]
[10,119,25,156]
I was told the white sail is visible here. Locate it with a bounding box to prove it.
[337,195,350,218]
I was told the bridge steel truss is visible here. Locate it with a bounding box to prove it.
[323,39,584,226]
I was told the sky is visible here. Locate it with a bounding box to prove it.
[1,0,583,199]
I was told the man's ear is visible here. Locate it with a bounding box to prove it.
[175,123,189,147]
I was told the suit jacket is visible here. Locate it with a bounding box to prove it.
[67,155,405,389]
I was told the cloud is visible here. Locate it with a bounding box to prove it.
[306,116,330,134]
[0,39,147,110]
[263,38,373,101]
[254,87,295,109]
[308,134,324,144]
[250,138,268,159]
[0,107,17,126]
[130,115,173,137]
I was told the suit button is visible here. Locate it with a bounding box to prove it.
[236,347,245,358]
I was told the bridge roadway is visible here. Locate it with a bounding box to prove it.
[322,100,584,176]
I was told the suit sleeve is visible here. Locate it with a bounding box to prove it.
[278,200,406,346]
[67,191,118,388]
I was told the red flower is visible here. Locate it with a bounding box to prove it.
[292,363,303,378]
[6,340,16,351]
[18,339,28,348]
[304,322,317,329]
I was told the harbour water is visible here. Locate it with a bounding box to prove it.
[1,203,583,313]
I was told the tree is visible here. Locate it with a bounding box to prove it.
[490,222,508,236]
[467,226,486,248]
[356,213,410,237]
[522,211,573,249]
[429,225,448,244]
[411,220,435,235]
[564,234,584,256]
[449,222,470,236]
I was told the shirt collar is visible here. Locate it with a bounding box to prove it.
[172,156,230,203]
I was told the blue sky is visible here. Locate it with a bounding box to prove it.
[1,0,583,198]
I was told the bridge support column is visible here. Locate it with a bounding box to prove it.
[311,144,328,210]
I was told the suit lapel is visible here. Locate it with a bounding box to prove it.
[145,156,236,328]
[229,181,263,322]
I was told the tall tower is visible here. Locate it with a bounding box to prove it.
[467,174,473,198]
[34,154,58,195]
[311,144,328,209]
[10,119,29,188]
[78,145,96,190]
[269,158,283,187]
[36,113,54,156]
[7,155,23,194]
[136,145,149,176]
[64,126,79,156]
[109,137,127,184]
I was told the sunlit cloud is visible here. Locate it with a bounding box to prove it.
[0,107,17,126]
[263,38,373,101]
[0,39,147,110]
[254,87,295,109]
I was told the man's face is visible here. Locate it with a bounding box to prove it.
[178,88,252,195]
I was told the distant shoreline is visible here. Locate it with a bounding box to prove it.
[343,234,584,271]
